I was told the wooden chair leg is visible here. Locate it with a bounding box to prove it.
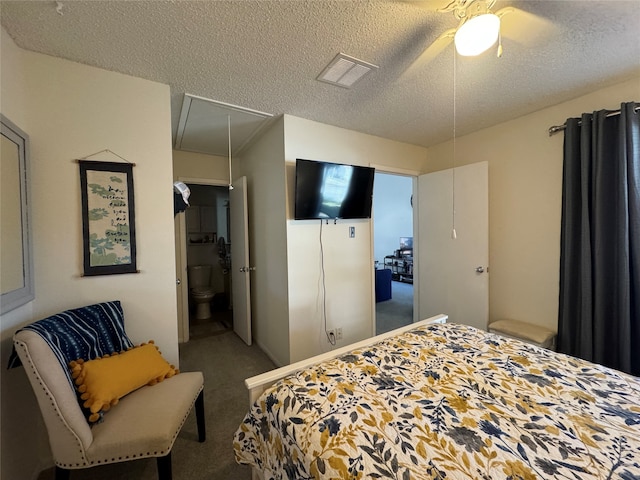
[157,452,172,480]
[195,389,206,442]
[54,466,70,480]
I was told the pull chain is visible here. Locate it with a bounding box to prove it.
[452,48,457,240]
[228,115,234,190]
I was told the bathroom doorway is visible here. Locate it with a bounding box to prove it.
[184,184,232,339]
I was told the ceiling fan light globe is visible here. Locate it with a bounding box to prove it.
[454,13,500,56]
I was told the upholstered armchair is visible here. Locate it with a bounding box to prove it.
[11,301,205,480]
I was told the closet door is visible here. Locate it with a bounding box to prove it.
[417,161,488,330]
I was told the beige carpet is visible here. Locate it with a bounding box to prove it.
[375,280,414,335]
[38,330,276,480]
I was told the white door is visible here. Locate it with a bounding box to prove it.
[417,161,488,330]
[230,176,252,345]
[174,212,190,343]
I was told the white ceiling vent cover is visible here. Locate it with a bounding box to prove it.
[317,53,378,88]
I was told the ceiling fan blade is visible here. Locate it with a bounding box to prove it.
[495,7,558,47]
[401,0,449,11]
[402,27,456,78]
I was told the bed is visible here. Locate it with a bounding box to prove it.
[233,315,640,479]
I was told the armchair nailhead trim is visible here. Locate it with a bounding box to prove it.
[58,383,203,468]
[17,342,89,466]
[19,337,204,471]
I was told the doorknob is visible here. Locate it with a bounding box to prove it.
[475,266,485,273]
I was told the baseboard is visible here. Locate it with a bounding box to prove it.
[255,339,284,368]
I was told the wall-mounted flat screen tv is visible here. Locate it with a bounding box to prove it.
[294,158,375,220]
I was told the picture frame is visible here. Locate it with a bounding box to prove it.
[79,160,137,276]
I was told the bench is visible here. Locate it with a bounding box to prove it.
[11,301,205,479]
[488,319,557,350]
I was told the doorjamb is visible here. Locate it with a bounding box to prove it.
[369,165,420,335]
[177,177,229,343]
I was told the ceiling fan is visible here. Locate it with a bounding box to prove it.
[403,0,555,74]
[439,0,505,56]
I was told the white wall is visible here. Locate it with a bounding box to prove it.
[237,117,290,366]
[0,28,44,480]
[425,76,640,333]
[373,173,414,266]
[283,115,426,363]
[1,29,177,479]
[173,149,229,182]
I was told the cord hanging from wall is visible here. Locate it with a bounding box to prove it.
[228,115,234,191]
[319,219,335,346]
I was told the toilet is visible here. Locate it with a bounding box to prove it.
[188,265,216,320]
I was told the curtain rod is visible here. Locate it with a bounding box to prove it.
[548,105,640,136]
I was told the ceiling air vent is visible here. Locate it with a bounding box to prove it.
[317,53,378,88]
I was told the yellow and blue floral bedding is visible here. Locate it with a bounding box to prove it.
[234,323,640,479]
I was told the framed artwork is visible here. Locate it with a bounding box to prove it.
[79,160,137,276]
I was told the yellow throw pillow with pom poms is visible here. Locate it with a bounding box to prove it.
[69,341,179,423]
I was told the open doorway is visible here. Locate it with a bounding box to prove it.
[184,183,233,339]
[373,172,414,335]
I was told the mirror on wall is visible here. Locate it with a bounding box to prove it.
[1,114,34,314]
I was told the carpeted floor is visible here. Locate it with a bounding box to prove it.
[376,280,414,335]
[37,330,276,480]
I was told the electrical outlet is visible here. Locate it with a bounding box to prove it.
[327,328,342,343]
[349,226,355,238]
[327,329,336,343]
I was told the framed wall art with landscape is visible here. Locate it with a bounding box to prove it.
[79,160,137,276]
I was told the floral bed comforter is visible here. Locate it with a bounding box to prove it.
[234,323,640,479]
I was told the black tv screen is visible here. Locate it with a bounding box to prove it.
[294,159,375,220]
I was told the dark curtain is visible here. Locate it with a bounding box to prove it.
[558,102,640,376]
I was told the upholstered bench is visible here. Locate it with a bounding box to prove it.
[488,319,557,350]
[11,301,205,480]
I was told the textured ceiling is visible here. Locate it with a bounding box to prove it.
[1,0,639,153]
